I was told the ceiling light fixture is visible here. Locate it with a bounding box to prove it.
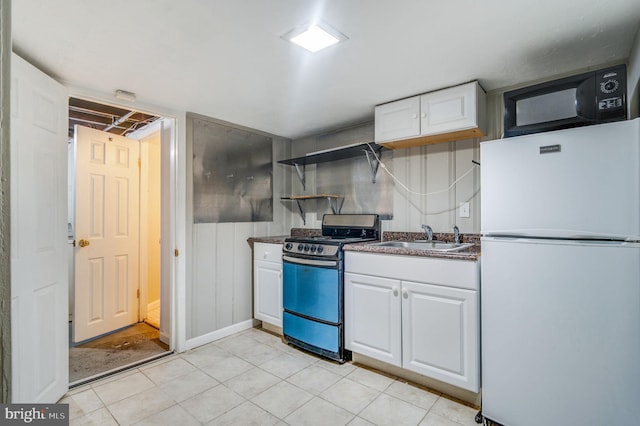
[114,89,136,102]
[282,22,348,53]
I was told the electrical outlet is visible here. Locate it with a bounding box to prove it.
[459,202,470,218]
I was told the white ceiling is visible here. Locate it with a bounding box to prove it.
[12,0,640,139]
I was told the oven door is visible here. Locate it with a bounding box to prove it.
[282,255,345,358]
[282,255,341,323]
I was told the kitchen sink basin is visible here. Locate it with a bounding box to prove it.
[372,240,474,252]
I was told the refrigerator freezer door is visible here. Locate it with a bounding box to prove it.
[481,119,640,239]
[481,237,640,426]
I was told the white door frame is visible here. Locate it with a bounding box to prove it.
[68,85,187,353]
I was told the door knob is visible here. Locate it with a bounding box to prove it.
[78,239,90,248]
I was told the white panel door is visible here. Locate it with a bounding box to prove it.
[344,272,402,366]
[401,280,479,392]
[10,53,69,402]
[73,125,140,342]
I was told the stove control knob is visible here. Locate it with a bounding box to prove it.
[297,243,304,251]
[285,243,293,250]
[304,244,310,251]
[310,245,317,253]
[316,245,324,254]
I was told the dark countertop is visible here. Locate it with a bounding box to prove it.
[343,231,480,261]
[248,230,481,261]
[246,228,321,249]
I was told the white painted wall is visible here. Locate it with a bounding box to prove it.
[289,121,484,235]
[629,27,640,119]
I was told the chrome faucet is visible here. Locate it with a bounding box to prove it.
[453,225,460,244]
[421,224,433,241]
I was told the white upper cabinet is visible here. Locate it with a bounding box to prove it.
[375,81,486,149]
[374,97,421,142]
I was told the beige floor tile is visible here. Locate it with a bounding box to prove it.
[359,393,428,426]
[429,397,479,426]
[347,416,376,426]
[419,412,463,426]
[215,334,258,355]
[285,396,355,426]
[133,404,200,426]
[157,369,218,402]
[179,384,245,424]
[70,407,118,426]
[235,341,284,365]
[384,380,439,411]
[347,367,395,392]
[251,380,314,418]
[320,378,380,414]
[63,388,105,419]
[224,367,281,398]
[242,328,282,345]
[107,389,174,426]
[92,372,155,405]
[140,357,198,384]
[199,354,254,382]
[286,365,343,395]
[259,352,313,379]
[179,343,230,368]
[315,359,357,376]
[206,401,279,426]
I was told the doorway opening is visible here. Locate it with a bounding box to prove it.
[67,97,173,385]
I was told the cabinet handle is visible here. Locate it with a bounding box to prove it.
[421,112,427,118]
[264,252,268,259]
[402,289,409,299]
[412,113,418,119]
[392,287,399,297]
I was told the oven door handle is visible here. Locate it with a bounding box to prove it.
[283,255,338,268]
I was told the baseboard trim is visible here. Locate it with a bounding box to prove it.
[147,299,160,312]
[185,319,254,350]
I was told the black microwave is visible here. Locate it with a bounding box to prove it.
[503,64,627,137]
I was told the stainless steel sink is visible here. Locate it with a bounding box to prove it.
[371,240,474,252]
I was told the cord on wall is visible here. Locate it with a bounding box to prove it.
[366,143,479,198]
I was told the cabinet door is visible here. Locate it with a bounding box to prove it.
[254,260,282,327]
[420,82,477,136]
[375,96,421,143]
[345,272,402,366]
[401,281,479,392]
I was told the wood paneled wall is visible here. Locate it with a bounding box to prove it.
[187,122,291,340]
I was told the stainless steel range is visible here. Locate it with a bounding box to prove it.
[282,214,380,362]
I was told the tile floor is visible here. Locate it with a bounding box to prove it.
[62,327,479,426]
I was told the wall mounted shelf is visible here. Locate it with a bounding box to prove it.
[278,142,387,190]
[281,195,344,225]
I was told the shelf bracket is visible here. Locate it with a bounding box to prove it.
[364,148,382,184]
[294,199,306,225]
[293,162,306,191]
[327,197,344,215]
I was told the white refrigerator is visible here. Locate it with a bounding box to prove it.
[480,119,640,426]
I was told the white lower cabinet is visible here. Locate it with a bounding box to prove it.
[253,242,283,327]
[345,273,402,366]
[345,252,479,392]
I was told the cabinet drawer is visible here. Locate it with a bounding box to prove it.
[253,242,283,263]
[345,251,479,291]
